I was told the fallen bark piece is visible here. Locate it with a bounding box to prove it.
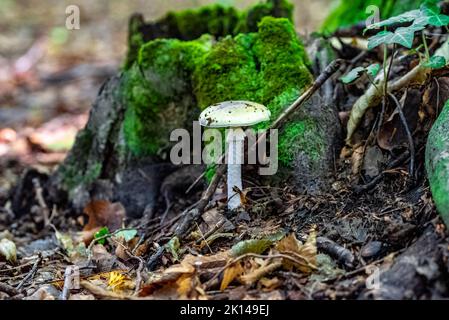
[426,100,449,227]
[360,226,446,299]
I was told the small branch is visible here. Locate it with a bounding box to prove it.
[16,253,42,290]
[204,252,317,289]
[0,282,21,296]
[240,261,283,285]
[80,280,137,300]
[387,92,415,179]
[61,266,75,300]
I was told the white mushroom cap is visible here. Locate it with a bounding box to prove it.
[199,101,271,128]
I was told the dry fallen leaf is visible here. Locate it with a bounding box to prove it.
[139,261,195,297]
[81,200,126,244]
[275,230,317,273]
[176,274,195,299]
[220,262,244,291]
[259,277,281,290]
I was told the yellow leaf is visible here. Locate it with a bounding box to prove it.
[176,274,194,298]
[107,271,130,292]
[220,262,244,291]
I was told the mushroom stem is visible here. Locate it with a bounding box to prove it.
[226,127,245,211]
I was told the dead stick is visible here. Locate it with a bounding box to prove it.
[16,253,42,290]
[0,282,21,296]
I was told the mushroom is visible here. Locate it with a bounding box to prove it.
[199,100,271,211]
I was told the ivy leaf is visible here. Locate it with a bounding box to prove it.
[424,55,447,69]
[94,227,110,245]
[368,31,392,50]
[340,67,365,84]
[340,64,381,84]
[424,12,449,27]
[365,9,421,31]
[418,3,449,27]
[115,229,138,242]
[368,27,416,50]
[366,63,381,78]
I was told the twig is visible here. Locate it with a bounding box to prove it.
[387,92,415,179]
[80,280,138,300]
[195,221,213,253]
[61,266,75,300]
[0,282,21,296]
[195,219,226,245]
[204,252,317,289]
[16,253,42,290]
[354,151,410,193]
[147,245,165,270]
[321,248,406,283]
[270,59,344,130]
[240,261,283,285]
[185,171,206,194]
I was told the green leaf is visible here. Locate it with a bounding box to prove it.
[365,9,421,31]
[424,55,447,69]
[115,229,138,242]
[166,236,180,261]
[368,31,392,50]
[366,63,381,78]
[231,238,273,257]
[368,27,416,50]
[418,3,449,27]
[339,67,365,84]
[94,227,110,245]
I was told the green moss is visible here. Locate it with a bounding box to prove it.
[426,100,449,227]
[168,5,240,40]
[123,36,211,156]
[123,17,317,170]
[194,17,313,166]
[279,120,325,166]
[239,0,294,33]
[123,0,294,69]
[59,129,103,190]
[123,14,146,70]
[322,0,425,33]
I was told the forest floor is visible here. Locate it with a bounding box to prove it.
[1,1,449,300]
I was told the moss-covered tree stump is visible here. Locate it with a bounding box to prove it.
[426,100,449,227]
[50,0,341,217]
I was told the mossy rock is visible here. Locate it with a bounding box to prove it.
[322,0,426,33]
[124,0,294,69]
[425,100,449,227]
